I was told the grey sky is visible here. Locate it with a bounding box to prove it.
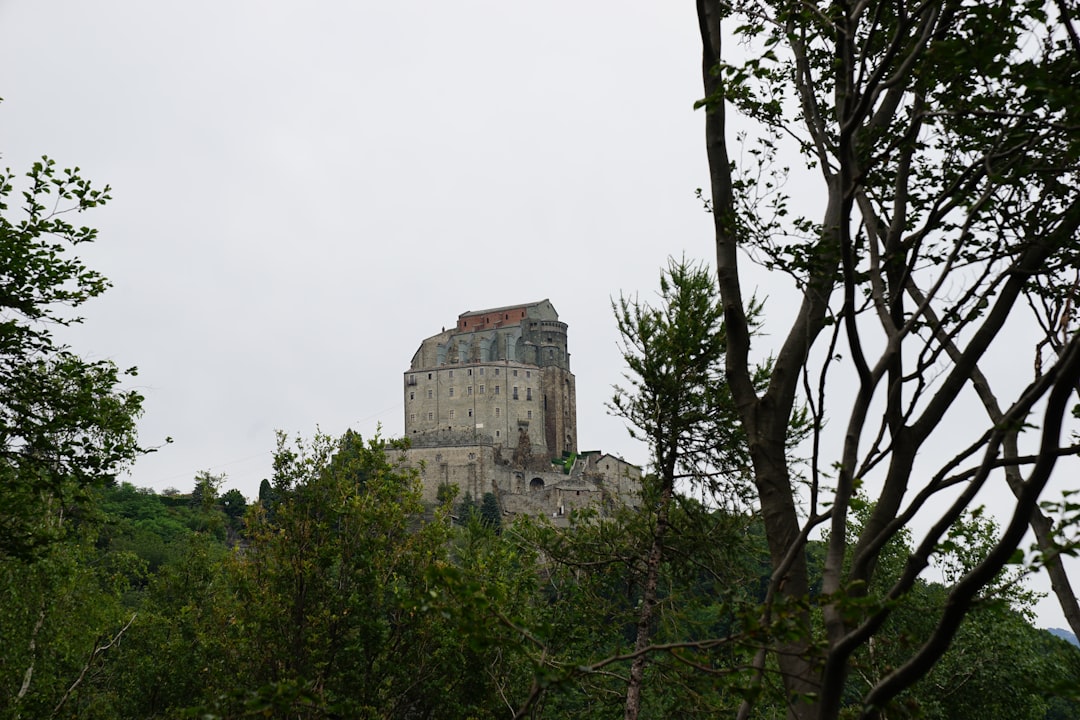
[2,3,1075,631]
[1,2,720,497]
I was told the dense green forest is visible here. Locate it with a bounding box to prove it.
[1,431,1078,719]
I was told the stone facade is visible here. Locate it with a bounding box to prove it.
[401,300,640,524]
[405,299,576,458]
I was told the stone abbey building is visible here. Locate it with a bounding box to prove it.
[402,300,641,522]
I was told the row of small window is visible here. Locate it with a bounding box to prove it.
[409,386,532,400]
[411,409,532,421]
[419,368,532,380]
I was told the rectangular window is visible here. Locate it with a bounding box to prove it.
[449,387,454,397]
[427,389,433,399]
[495,385,500,395]
[526,387,532,401]
[526,370,531,378]
[467,386,473,396]
[468,368,473,376]
[427,412,433,420]
[480,384,485,394]
[409,413,416,421]
[495,407,501,418]
[495,368,500,376]
[449,370,454,378]
[428,372,432,379]
[513,386,519,400]
[513,369,518,377]
[527,410,532,419]
[409,391,415,400]
[449,409,455,419]
[479,368,484,376]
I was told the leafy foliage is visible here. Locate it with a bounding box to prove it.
[612,258,746,493]
[479,491,502,531]
[0,156,143,558]
[2,458,1078,719]
[159,430,532,719]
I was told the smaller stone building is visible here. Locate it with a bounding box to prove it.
[401,444,642,526]
[495,451,643,522]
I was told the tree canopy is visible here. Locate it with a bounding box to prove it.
[0,154,143,558]
[695,0,1080,717]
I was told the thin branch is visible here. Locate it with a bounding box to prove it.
[51,613,137,718]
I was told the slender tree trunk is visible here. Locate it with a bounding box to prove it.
[753,452,821,719]
[14,604,47,714]
[698,3,828,717]
[623,466,674,720]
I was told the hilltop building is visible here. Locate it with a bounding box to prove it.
[402,300,641,522]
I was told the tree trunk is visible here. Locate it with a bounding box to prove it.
[623,470,673,720]
[697,2,828,717]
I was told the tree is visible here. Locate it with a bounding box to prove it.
[220,488,247,522]
[189,470,222,511]
[0,154,143,558]
[610,258,749,719]
[831,502,1067,719]
[515,499,765,719]
[97,481,195,572]
[506,261,772,718]
[257,478,274,507]
[100,531,232,718]
[457,491,480,523]
[695,1,1080,718]
[185,430,527,719]
[0,506,144,718]
[479,491,502,532]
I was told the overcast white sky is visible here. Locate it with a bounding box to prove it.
[0,2,724,497]
[2,3,1075,631]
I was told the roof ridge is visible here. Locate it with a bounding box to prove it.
[458,299,551,318]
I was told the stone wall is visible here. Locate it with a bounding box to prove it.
[404,300,575,458]
[397,441,642,524]
[404,362,549,452]
[397,444,499,503]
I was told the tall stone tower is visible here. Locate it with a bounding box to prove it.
[404,299,578,459]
